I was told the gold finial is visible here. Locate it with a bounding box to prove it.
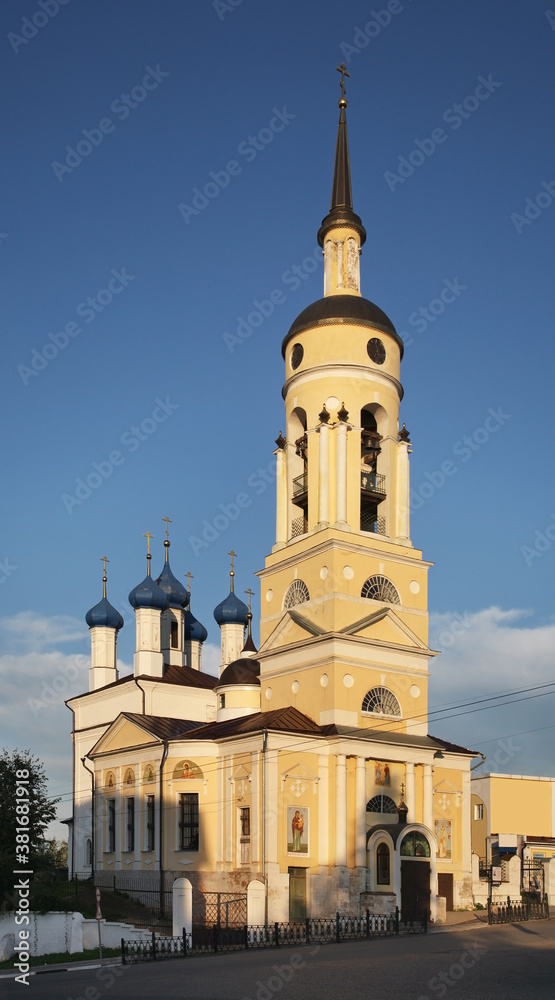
[185,571,194,592]
[228,549,237,591]
[401,782,406,798]
[244,588,255,613]
[162,516,172,561]
[336,62,350,103]
[143,531,153,573]
[101,556,109,598]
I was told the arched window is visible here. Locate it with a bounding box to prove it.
[283,580,310,609]
[362,687,401,718]
[376,843,390,885]
[366,795,397,814]
[361,575,400,604]
[400,832,430,857]
[85,838,92,866]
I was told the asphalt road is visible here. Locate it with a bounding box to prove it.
[1,921,554,1000]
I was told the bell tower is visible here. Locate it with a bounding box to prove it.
[257,69,435,735]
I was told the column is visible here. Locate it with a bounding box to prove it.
[355,758,367,868]
[405,762,415,822]
[274,445,287,549]
[396,440,411,542]
[216,757,223,869]
[336,240,344,289]
[335,755,347,867]
[225,756,233,868]
[324,240,332,295]
[250,751,259,865]
[318,755,329,867]
[265,749,279,868]
[318,421,330,527]
[423,764,433,830]
[335,421,349,527]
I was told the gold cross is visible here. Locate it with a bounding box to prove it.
[228,550,237,573]
[336,62,350,99]
[100,556,109,576]
[185,572,194,592]
[244,588,255,612]
[162,516,172,540]
[143,531,154,555]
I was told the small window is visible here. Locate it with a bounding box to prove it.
[376,843,390,885]
[474,803,484,821]
[107,799,115,853]
[400,832,430,858]
[219,694,226,709]
[126,797,135,852]
[240,806,250,864]
[283,580,310,609]
[362,687,401,718]
[179,792,199,851]
[366,795,397,815]
[361,575,400,604]
[85,838,92,867]
[170,620,179,649]
[146,794,155,852]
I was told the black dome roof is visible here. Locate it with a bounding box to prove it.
[282,295,403,359]
[218,657,261,687]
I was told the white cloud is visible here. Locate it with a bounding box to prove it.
[0,610,87,653]
[427,606,555,776]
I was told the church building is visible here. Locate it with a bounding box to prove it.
[67,70,477,923]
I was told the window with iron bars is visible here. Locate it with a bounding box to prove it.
[179,792,199,851]
[146,794,155,852]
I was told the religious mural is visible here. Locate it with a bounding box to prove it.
[287,806,308,855]
[435,819,452,859]
[374,762,391,786]
[173,760,203,780]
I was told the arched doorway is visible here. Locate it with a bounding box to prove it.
[399,830,431,918]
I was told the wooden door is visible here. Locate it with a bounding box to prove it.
[288,867,307,920]
[401,860,431,918]
[437,872,454,910]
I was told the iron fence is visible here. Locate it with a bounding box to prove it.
[488,895,550,925]
[121,908,427,963]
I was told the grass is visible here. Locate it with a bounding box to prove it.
[0,946,122,970]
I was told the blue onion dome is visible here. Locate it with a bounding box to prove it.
[156,558,190,609]
[185,608,208,643]
[219,657,260,686]
[86,596,124,631]
[129,553,169,611]
[213,588,248,626]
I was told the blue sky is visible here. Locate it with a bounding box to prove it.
[1,0,555,832]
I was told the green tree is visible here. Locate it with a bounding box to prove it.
[0,748,60,901]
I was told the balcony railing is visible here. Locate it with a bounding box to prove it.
[360,471,386,496]
[291,515,308,538]
[361,511,386,535]
[292,473,308,498]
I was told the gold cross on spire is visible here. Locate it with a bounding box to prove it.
[162,516,172,540]
[143,531,154,555]
[228,550,237,574]
[336,62,350,99]
[244,588,255,613]
[100,556,109,598]
[185,571,194,592]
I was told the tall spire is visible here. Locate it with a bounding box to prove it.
[317,64,366,248]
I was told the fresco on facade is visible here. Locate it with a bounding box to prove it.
[375,762,391,786]
[143,764,155,783]
[287,806,309,854]
[173,760,203,780]
[435,819,452,859]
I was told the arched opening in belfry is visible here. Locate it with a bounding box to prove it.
[360,406,386,535]
[290,407,308,538]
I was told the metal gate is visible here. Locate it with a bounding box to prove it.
[195,891,247,927]
[522,860,544,898]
